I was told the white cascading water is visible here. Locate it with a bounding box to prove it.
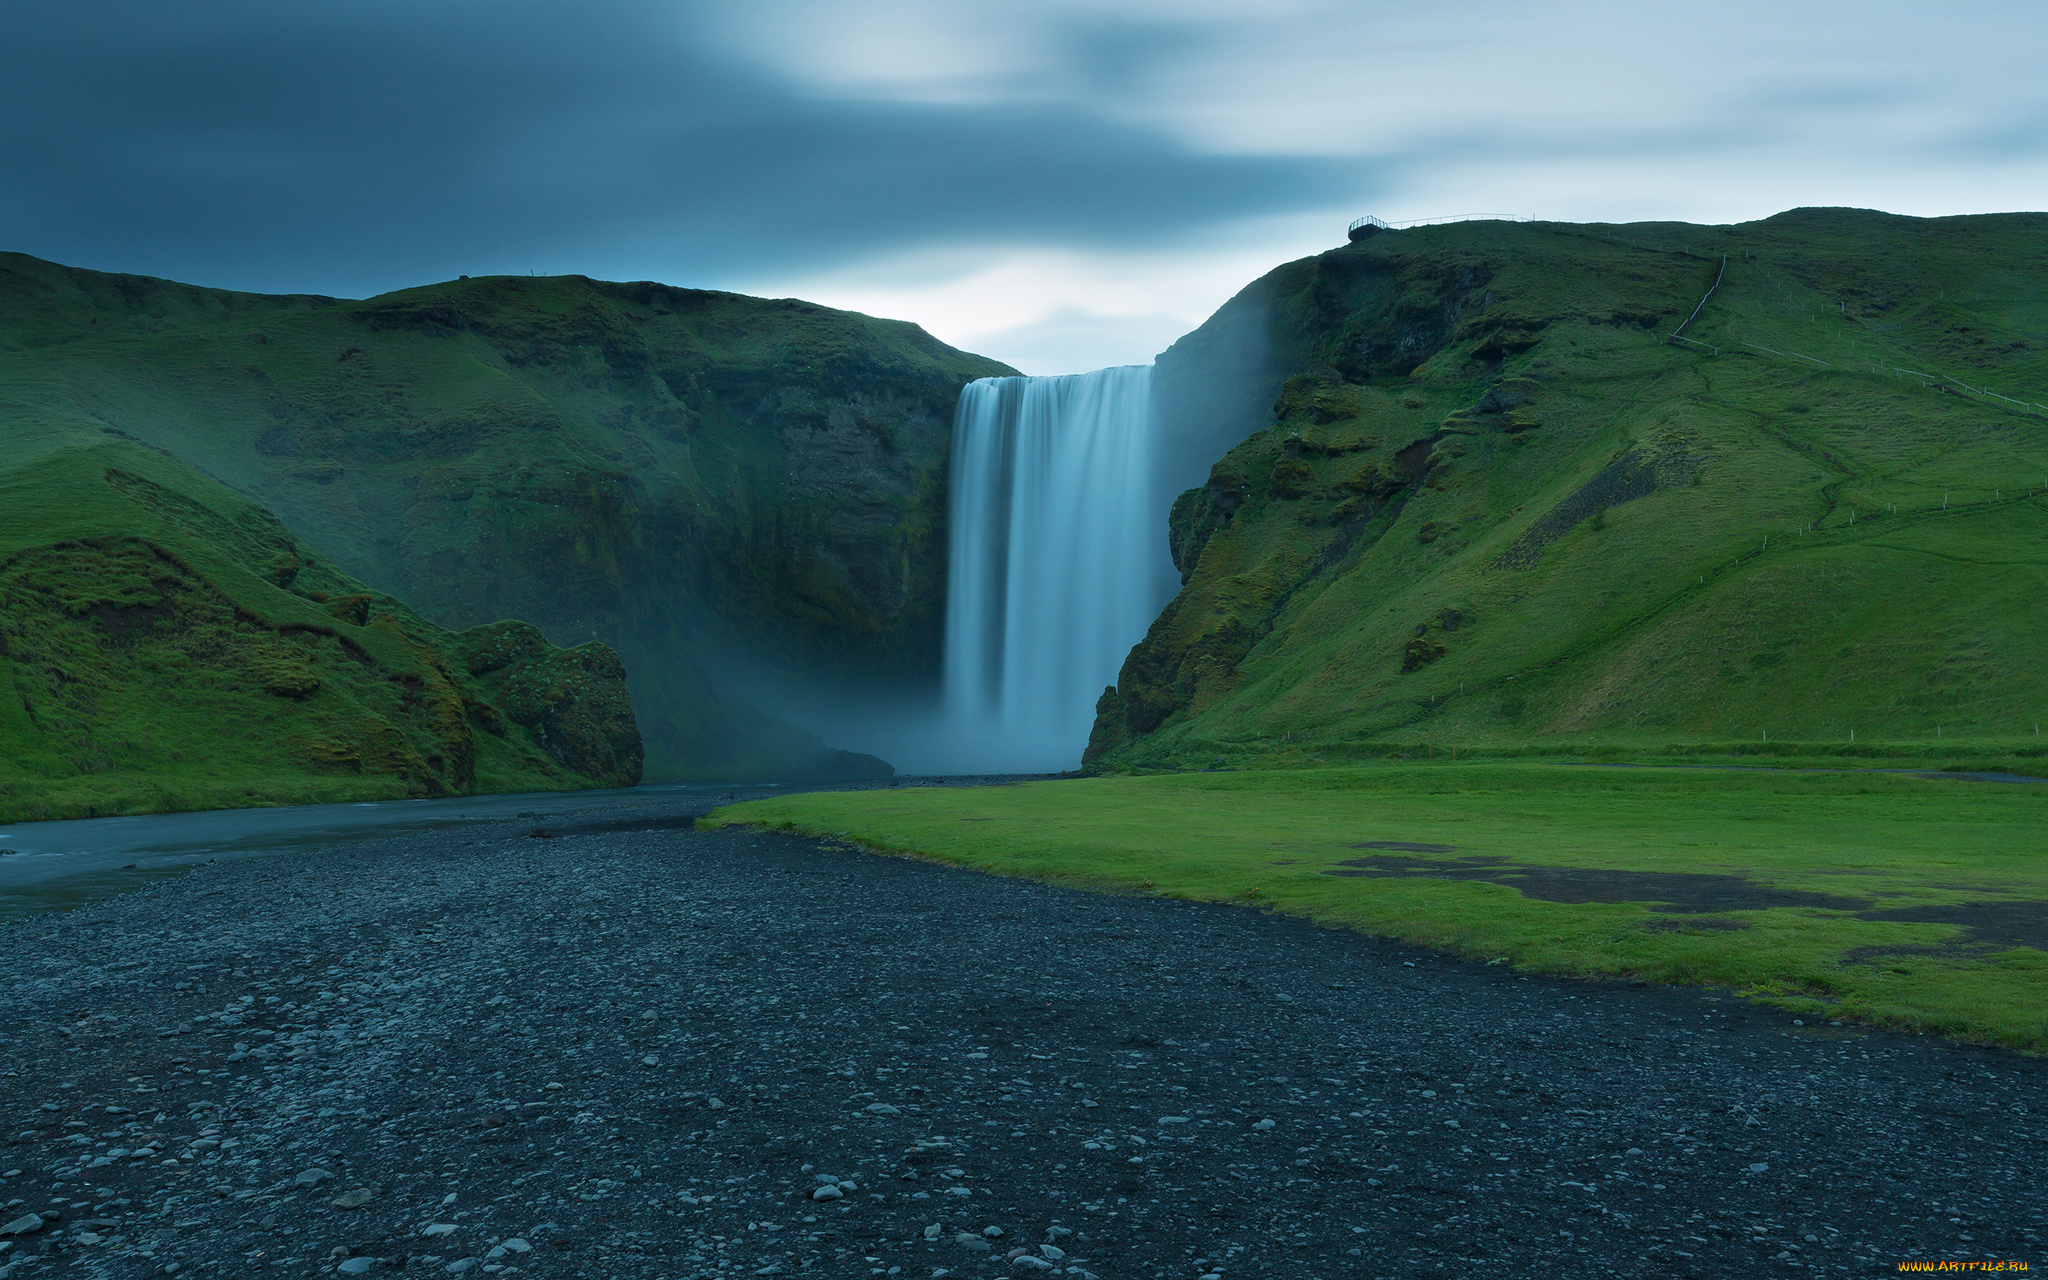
[941,365,1171,772]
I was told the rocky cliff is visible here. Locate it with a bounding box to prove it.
[0,256,1018,778]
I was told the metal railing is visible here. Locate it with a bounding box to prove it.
[1383,212,1534,228]
[1348,212,1535,236]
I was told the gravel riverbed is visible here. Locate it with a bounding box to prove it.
[0,788,2040,1279]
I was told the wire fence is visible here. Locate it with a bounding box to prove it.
[1568,229,1724,260]
[1706,341,2048,414]
[1656,257,2048,417]
[1384,213,1536,229]
[1671,256,1726,341]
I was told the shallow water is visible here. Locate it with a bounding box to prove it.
[0,782,757,920]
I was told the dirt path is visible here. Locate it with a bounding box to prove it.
[0,795,2040,1279]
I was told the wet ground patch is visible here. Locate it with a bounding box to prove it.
[1321,852,1871,913]
[1638,917,1754,933]
[1853,900,2048,951]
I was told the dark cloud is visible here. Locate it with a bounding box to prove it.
[0,0,1363,296]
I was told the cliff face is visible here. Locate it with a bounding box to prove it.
[0,440,640,824]
[1090,209,2048,766]
[0,258,1017,778]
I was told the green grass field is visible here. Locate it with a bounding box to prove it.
[707,763,2048,1054]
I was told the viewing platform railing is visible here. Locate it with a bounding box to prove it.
[1349,212,1534,241]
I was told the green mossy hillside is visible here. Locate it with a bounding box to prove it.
[1091,208,2048,769]
[0,440,640,824]
[0,255,1016,779]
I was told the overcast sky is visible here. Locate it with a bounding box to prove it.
[4,1,2043,373]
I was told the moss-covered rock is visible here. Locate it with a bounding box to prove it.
[460,622,642,784]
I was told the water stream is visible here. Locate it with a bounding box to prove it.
[940,366,1174,772]
[0,782,746,921]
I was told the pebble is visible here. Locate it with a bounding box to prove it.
[0,797,2037,1280]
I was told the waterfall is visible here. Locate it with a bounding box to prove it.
[941,366,1171,772]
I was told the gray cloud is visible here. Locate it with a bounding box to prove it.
[0,0,1365,297]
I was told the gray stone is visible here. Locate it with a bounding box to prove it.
[293,1168,332,1186]
[337,1259,375,1276]
[811,1184,843,1201]
[0,1215,44,1237]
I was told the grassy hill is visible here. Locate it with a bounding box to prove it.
[0,254,1016,779]
[0,437,640,824]
[1091,207,2048,770]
